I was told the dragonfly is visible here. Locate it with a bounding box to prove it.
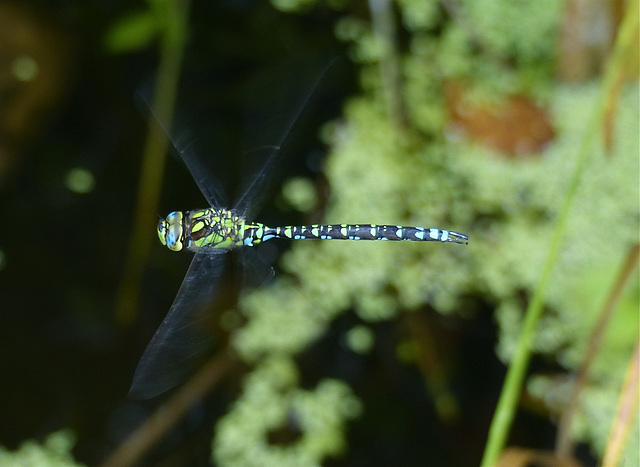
[129,65,468,399]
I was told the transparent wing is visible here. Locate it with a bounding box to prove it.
[237,247,276,290]
[234,59,336,218]
[129,252,226,399]
[141,92,229,209]
[171,128,229,209]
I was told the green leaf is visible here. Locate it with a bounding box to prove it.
[104,10,160,54]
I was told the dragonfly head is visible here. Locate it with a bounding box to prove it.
[158,211,185,251]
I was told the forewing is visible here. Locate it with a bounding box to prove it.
[129,252,226,399]
[171,130,229,209]
[139,89,229,208]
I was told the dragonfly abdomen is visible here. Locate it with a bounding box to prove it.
[245,224,468,245]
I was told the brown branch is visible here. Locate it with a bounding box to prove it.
[101,350,237,467]
[555,243,639,456]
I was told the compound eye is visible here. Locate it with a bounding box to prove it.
[157,218,168,246]
[160,211,184,251]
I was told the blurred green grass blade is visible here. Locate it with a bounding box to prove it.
[480,0,639,465]
[115,0,190,326]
